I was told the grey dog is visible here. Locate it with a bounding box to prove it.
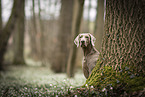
[74,33,100,79]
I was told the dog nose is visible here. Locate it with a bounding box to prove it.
[81,41,85,44]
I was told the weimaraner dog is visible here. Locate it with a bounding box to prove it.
[74,33,99,79]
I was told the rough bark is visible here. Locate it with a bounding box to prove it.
[87,0,145,82]
[0,0,25,70]
[67,0,85,77]
[13,0,25,65]
[94,0,104,51]
[100,0,145,73]
[51,0,74,72]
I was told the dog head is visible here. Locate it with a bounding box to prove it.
[74,33,96,47]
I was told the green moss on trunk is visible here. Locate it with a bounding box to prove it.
[84,60,145,96]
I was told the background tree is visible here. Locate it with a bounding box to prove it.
[0,0,2,30]
[13,0,25,65]
[51,0,74,72]
[67,0,85,77]
[94,0,104,51]
[38,0,45,66]
[86,0,145,91]
[29,0,39,60]
[87,0,91,32]
[0,0,25,70]
[0,0,2,70]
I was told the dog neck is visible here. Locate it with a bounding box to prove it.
[82,43,96,57]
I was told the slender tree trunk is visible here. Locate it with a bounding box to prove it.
[29,0,39,60]
[67,0,85,77]
[0,0,2,30]
[86,0,145,85]
[32,0,37,34]
[0,0,2,70]
[94,0,104,51]
[13,0,25,65]
[51,0,74,72]
[0,0,26,70]
[87,0,91,32]
[38,0,45,66]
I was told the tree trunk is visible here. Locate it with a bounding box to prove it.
[86,0,145,89]
[29,0,39,60]
[94,0,104,51]
[51,0,74,73]
[0,0,2,30]
[13,0,25,65]
[38,0,45,66]
[32,0,37,34]
[101,0,145,72]
[0,0,25,70]
[0,0,2,70]
[87,0,91,32]
[67,0,85,77]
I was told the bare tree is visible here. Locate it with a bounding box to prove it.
[38,0,46,66]
[13,0,25,65]
[32,0,37,34]
[94,0,104,51]
[0,0,2,30]
[67,0,85,77]
[87,0,91,32]
[29,0,39,60]
[51,0,74,72]
[0,0,26,70]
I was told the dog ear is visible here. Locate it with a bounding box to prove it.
[89,33,96,46]
[74,35,80,47]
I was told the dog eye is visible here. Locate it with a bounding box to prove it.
[80,35,83,38]
[85,36,89,38]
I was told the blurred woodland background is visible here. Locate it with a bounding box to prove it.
[0,0,105,77]
[0,0,145,96]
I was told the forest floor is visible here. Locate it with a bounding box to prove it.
[0,65,87,96]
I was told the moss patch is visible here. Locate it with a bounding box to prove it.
[84,61,145,96]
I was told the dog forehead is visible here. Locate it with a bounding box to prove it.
[80,33,90,37]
